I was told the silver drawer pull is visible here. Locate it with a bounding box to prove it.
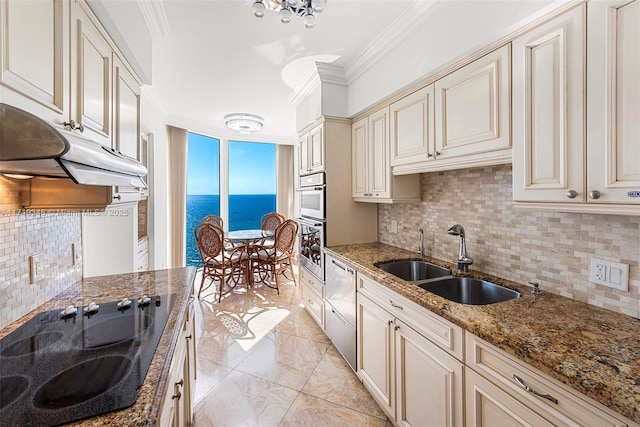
[389,299,403,310]
[513,374,558,404]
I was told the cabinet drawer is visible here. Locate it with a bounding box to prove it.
[300,267,324,299]
[357,273,464,361]
[466,334,627,427]
[301,280,324,328]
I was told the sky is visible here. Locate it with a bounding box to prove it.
[186,132,276,195]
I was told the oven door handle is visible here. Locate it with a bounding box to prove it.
[296,185,326,191]
[296,218,325,227]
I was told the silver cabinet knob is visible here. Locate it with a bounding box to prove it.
[566,190,578,199]
[427,153,433,158]
[589,190,601,200]
[435,151,442,156]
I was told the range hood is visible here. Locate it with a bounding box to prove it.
[0,103,147,188]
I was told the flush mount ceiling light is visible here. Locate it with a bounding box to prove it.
[249,0,325,29]
[224,113,264,135]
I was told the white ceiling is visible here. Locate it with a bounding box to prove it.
[93,0,421,142]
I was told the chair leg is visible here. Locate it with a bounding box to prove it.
[198,269,206,298]
[288,263,297,287]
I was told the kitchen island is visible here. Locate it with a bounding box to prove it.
[0,267,196,426]
[326,243,640,425]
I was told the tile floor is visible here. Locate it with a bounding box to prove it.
[192,271,390,427]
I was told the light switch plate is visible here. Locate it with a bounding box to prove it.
[390,220,398,233]
[589,258,629,291]
[29,253,44,284]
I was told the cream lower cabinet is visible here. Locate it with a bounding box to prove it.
[352,107,420,203]
[357,275,464,427]
[466,334,628,427]
[159,298,196,426]
[300,267,325,328]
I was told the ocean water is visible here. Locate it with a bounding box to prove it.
[186,194,276,267]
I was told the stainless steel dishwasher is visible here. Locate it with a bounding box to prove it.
[324,253,356,372]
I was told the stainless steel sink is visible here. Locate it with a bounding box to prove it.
[419,277,521,305]
[376,260,451,282]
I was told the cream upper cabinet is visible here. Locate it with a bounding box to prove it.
[391,45,511,175]
[357,275,464,426]
[390,85,435,171]
[70,0,112,148]
[352,107,420,203]
[512,4,585,204]
[0,0,69,125]
[113,55,140,159]
[587,0,640,207]
[435,45,511,162]
[299,122,324,174]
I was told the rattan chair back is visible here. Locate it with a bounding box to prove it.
[200,214,223,228]
[261,212,285,233]
[274,219,297,254]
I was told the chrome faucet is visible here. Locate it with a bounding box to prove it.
[447,224,473,272]
[418,228,425,258]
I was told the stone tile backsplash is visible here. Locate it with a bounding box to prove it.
[0,177,82,329]
[379,165,640,318]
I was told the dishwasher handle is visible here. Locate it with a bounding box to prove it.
[331,259,354,275]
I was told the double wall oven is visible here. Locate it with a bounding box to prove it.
[297,172,326,282]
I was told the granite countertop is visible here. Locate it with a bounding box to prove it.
[326,243,640,425]
[0,267,196,426]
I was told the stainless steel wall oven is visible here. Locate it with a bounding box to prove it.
[297,172,325,281]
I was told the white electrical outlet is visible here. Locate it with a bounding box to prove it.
[390,220,398,233]
[589,258,629,291]
[72,242,82,265]
[29,253,45,284]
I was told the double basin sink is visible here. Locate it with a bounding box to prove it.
[375,260,521,305]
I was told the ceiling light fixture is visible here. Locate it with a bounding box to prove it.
[224,113,264,135]
[249,0,325,28]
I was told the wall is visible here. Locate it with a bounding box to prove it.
[0,177,82,329]
[379,165,640,318]
[347,0,559,116]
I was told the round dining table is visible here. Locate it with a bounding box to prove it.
[225,229,274,287]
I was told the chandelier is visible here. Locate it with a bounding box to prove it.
[224,113,264,135]
[250,0,326,29]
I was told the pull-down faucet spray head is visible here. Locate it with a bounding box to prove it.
[447,224,473,272]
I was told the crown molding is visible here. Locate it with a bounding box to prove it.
[137,0,172,40]
[316,62,347,87]
[288,65,321,107]
[165,114,297,146]
[345,0,445,84]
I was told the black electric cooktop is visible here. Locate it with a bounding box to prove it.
[0,293,176,426]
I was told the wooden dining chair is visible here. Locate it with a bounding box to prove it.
[251,219,298,294]
[199,214,223,228]
[258,212,285,249]
[194,222,246,302]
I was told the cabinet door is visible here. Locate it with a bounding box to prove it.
[0,0,69,124]
[395,320,464,427]
[113,55,140,159]
[466,369,555,427]
[70,1,112,147]
[357,293,395,420]
[390,85,435,168]
[352,116,368,198]
[512,5,586,203]
[309,123,324,172]
[587,0,640,205]
[299,132,310,174]
[435,45,511,159]
[369,107,391,199]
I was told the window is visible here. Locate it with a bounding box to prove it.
[186,133,220,267]
[228,141,276,231]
